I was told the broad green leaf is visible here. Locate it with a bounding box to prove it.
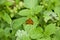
[44,24,56,37]
[12,17,27,29]
[18,9,34,16]
[15,30,31,40]
[24,0,38,9]
[31,5,43,14]
[2,13,12,24]
[29,27,43,39]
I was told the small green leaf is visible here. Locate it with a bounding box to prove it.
[18,9,34,16]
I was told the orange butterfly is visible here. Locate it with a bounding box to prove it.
[26,18,33,25]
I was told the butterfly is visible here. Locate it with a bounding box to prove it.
[26,18,33,25]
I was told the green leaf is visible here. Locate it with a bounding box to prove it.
[24,0,38,9]
[12,17,27,29]
[15,30,31,40]
[18,9,34,16]
[44,24,56,37]
[28,27,43,39]
[31,5,43,14]
[2,13,12,24]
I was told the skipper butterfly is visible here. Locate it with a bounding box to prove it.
[26,18,33,25]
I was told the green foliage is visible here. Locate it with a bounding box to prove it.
[44,24,56,37]
[0,0,6,5]
[18,9,34,16]
[24,0,38,9]
[0,0,60,40]
[1,13,12,24]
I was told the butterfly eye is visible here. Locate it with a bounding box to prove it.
[26,18,33,25]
